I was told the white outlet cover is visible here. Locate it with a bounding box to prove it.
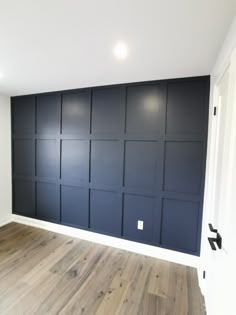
[137,220,144,230]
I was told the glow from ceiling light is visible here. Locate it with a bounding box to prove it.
[113,42,128,60]
[0,72,4,79]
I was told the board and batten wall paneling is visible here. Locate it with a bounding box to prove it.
[11,76,209,255]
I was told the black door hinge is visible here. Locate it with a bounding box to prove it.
[214,107,217,116]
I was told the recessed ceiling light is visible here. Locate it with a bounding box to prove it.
[113,42,128,60]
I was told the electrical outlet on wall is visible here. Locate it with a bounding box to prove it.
[137,220,144,230]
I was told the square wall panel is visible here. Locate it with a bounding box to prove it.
[161,199,199,252]
[13,139,34,176]
[166,81,206,134]
[14,180,35,217]
[164,142,203,194]
[91,141,122,186]
[37,94,60,134]
[36,182,60,221]
[125,141,158,191]
[36,140,58,178]
[61,186,89,228]
[61,140,89,183]
[91,87,125,134]
[123,194,155,243]
[126,85,162,135]
[62,91,91,134]
[90,190,122,236]
[13,96,35,134]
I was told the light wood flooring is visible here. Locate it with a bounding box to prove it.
[0,223,205,315]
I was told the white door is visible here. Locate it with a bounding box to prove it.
[204,47,236,315]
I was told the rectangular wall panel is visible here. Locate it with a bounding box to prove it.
[161,198,200,252]
[36,182,60,222]
[164,141,203,194]
[90,140,123,187]
[13,139,34,176]
[166,80,206,135]
[61,140,89,184]
[14,179,35,217]
[126,84,163,135]
[124,141,159,192]
[36,140,58,178]
[90,189,122,236]
[36,94,61,134]
[12,76,209,255]
[91,87,125,134]
[61,185,89,228]
[12,96,35,135]
[62,90,91,134]
[123,194,155,243]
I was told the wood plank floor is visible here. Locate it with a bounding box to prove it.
[0,223,205,315]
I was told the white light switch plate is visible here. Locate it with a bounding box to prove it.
[137,220,144,230]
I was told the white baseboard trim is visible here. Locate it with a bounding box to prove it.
[12,214,200,268]
[0,216,12,227]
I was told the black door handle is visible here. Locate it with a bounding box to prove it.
[208,223,222,250]
[209,223,217,233]
[208,237,217,250]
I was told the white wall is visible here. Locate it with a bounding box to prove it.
[212,16,236,78]
[0,93,12,226]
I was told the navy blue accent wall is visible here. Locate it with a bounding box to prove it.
[11,76,209,255]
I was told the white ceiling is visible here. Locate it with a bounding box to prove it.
[0,0,235,96]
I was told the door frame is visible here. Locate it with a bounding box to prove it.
[199,44,236,293]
